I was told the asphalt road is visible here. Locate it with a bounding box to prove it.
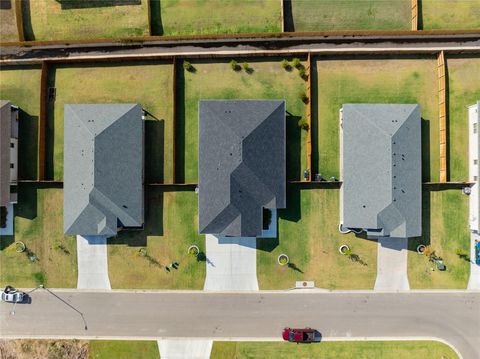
[1,291,479,358]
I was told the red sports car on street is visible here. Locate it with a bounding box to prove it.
[282,328,319,343]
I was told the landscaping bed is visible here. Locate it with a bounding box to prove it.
[107,188,205,289]
[256,186,377,290]
[0,184,77,288]
[314,56,438,182]
[178,58,308,183]
[422,0,480,30]
[46,61,173,182]
[408,189,470,289]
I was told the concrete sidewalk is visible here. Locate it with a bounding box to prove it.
[374,237,410,291]
[204,235,259,291]
[76,235,111,290]
[468,232,480,290]
[158,339,212,359]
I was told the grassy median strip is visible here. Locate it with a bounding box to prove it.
[408,189,470,289]
[257,187,377,290]
[421,0,480,30]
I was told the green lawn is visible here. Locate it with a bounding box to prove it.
[257,186,377,290]
[0,1,18,42]
[0,66,41,180]
[47,61,173,182]
[0,184,77,288]
[27,0,149,41]
[314,56,438,182]
[211,341,458,359]
[408,189,470,289]
[156,0,281,36]
[422,0,480,30]
[447,56,480,182]
[89,340,159,359]
[107,188,205,289]
[178,58,308,183]
[289,0,410,32]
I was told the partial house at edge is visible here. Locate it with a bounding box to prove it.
[340,104,422,238]
[0,100,19,208]
[198,100,286,238]
[469,101,479,234]
[63,104,144,237]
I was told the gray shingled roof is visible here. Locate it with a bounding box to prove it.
[0,100,16,208]
[199,100,286,237]
[64,104,144,236]
[341,104,422,238]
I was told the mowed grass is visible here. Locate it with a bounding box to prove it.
[89,340,159,359]
[314,56,438,181]
[0,1,18,41]
[408,190,470,289]
[447,56,480,182]
[289,0,410,31]
[47,61,173,182]
[179,58,308,183]
[211,341,459,359]
[157,0,281,35]
[0,66,41,179]
[0,185,77,288]
[257,187,377,290]
[108,188,205,289]
[422,0,480,30]
[27,0,149,40]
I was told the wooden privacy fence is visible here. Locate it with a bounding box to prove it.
[14,0,25,41]
[305,52,312,181]
[172,56,178,184]
[411,0,418,31]
[437,51,447,183]
[38,61,49,181]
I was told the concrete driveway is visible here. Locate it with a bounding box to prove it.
[203,235,259,291]
[468,232,480,290]
[374,237,409,291]
[158,339,212,359]
[76,235,111,290]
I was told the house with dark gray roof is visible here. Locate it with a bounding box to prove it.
[198,100,286,237]
[0,100,19,208]
[340,104,422,238]
[64,104,144,236]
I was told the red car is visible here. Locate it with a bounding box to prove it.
[282,328,319,343]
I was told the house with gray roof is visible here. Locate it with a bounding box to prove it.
[0,100,19,208]
[340,104,422,238]
[198,100,286,237]
[468,101,479,234]
[64,104,144,236]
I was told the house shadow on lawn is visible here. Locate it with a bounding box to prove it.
[286,112,302,181]
[408,189,431,252]
[56,0,141,9]
[18,109,38,180]
[145,119,165,183]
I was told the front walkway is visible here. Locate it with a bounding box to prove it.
[204,234,259,291]
[157,340,212,359]
[374,237,410,291]
[76,235,111,290]
[468,232,480,290]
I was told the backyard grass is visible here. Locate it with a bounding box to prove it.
[211,340,459,359]
[89,340,159,359]
[155,0,281,36]
[256,186,377,290]
[26,0,149,41]
[0,0,18,41]
[107,188,205,289]
[0,66,41,180]
[288,0,410,32]
[408,189,470,289]
[0,184,77,288]
[314,56,438,182]
[422,0,480,30]
[178,58,308,183]
[447,56,480,182]
[46,61,173,182]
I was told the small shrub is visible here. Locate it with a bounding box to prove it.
[299,67,307,81]
[279,257,288,265]
[33,271,45,285]
[183,60,195,72]
[297,118,309,131]
[242,62,253,73]
[292,57,302,69]
[281,59,291,70]
[230,59,240,71]
[299,91,309,104]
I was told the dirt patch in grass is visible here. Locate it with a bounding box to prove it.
[289,0,410,31]
[314,56,438,182]
[27,0,149,40]
[408,189,470,289]
[422,0,480,30]
[0,184,77,288]
[46,61,173,182]
[257,186,377,290]
[0,339,89,359]
[156,0,281,35]
[107,188,205,289]
[178,58,307,183]
[0,0,18,41]
[447,56,480,182]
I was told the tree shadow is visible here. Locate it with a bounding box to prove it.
[150,0,163,36]
[145,119,164,183]
[56,0,141,9]
[175,61,186,183]
[21,0,35,41]
[17,109,38,180]
[283,0,294,32]
[421,118,430,182]
[45,66,56,181]
[286,113,302,181]
[288,262,303,273]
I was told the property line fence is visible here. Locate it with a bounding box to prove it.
[437,51,448,183]
[411,0,419,31]
[14,0,25,41]
[305,52,312,181]
[172,56,178,184]
[38,61,49,181]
